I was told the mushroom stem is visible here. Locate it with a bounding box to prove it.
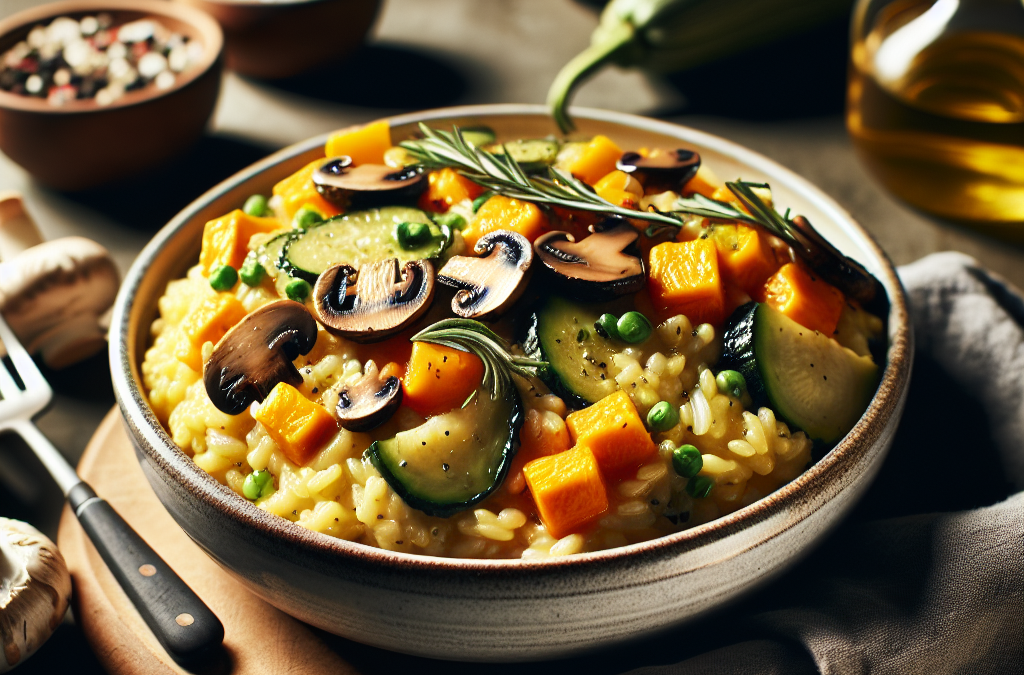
[0,193,43,262]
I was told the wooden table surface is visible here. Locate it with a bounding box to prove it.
[2,0,1022,671]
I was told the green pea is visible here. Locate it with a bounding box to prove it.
[243,469,274,500]
[285,278,311,301]
[672,444,703,478]
[686,475,714,499]
[239,260,265,287]
[616,311,652,344]
[243,194,270,217]
[647,401,679,432]
[716,370,747,398]
[396,221,433,250]
[432,211,466,230]
[209,265,238,291]
[293,205,324,229]
[472,192,493,213]
[594,313,620,340]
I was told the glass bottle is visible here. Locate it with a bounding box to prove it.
[847,0,1024,241]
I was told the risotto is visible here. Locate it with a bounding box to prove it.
[142,121,885,559]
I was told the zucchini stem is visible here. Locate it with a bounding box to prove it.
[546,21,636,134]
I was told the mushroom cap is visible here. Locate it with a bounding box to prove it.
[534,224,645,300]
[313,258,436,343]
[436,230,533,320]
[0,518,72,673]
[203,300,318,415]
[616,149,701,189]
[313,157,426,206]
[0,236,120,369]
[334,360,403,432]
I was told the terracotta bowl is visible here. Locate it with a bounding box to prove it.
[110,105,913,662]
[172,0,380,79]
[0,0,223,191]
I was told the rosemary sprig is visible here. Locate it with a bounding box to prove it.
[402,124,684,233]
[411,319,546,402]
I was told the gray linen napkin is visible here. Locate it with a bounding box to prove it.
[628,252,1024,675]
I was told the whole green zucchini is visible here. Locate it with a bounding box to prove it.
[548,0,854,132]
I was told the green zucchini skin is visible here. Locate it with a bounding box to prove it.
[368,388,522,518]
[281,206,447,282]
[719,302,881,445]
[521,297,619,409]
[485,139,560,173]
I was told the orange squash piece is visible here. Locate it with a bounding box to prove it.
[402,341,485,417]
[565,391,656,474]
[524,445,608,538]
[175,294,247,371]
[593,170,643,209]
[199,209,283,273]
[253,382,337,466]
[647,238,727,326]
[272,160,345,221]
[763,263,845,335]
[565,135,623,185]
[419,167,485,213]
[681,163,722,198]
[712,224,780,299]
[462,195,551,250]
[324,120,391,166]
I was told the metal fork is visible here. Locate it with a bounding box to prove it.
[0,313,223,664]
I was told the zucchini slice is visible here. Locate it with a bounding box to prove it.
[719,302,881,445]
[281,206,449,282]
[485,139,560,173]
[522,296,618,407]
[368,388,522,517]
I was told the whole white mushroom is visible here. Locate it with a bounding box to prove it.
[0,192,120,369]
[0,518,72,672]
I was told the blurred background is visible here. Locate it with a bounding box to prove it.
[0,0,1020,671]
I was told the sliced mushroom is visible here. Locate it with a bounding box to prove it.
[616,149,701,190]
[334,361,403,431]
[1,518,72,673]
[534,224,645,300]
[312,157,426,206]
[204,300,318,415]
[437,230,533,320]
[313,258,435,342]
[790,215,886,307]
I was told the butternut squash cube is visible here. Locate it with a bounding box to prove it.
[272,159,345,221]
[565,391,656,474]
[175,294,247,371]
[763,263,845,335]
[324,120,391,166]
[712,224,779,299]
[402,341,484,417]
[419,167,485,212]
[462,195,550,250]
[565,135,623,185]
[647,238,727,326]
[199,209,283,273]
[253,382,337,466]
[524,445,608,539]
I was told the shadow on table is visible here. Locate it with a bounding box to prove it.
[55,134,275,233]
[252,42,479,110]
[654,14,852,121]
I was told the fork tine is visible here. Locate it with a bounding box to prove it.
[0,312,48,394]
[0,351,21,401]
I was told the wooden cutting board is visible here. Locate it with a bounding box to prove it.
[56,409,376,674]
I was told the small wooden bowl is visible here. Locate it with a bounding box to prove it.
[0,0,223,191]
[172,0,380,79]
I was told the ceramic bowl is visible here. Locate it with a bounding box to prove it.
[110,105,913,662]
[0,0,223,191]
[171,0,380,79]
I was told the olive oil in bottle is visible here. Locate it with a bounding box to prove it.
[847,0,1024,237]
